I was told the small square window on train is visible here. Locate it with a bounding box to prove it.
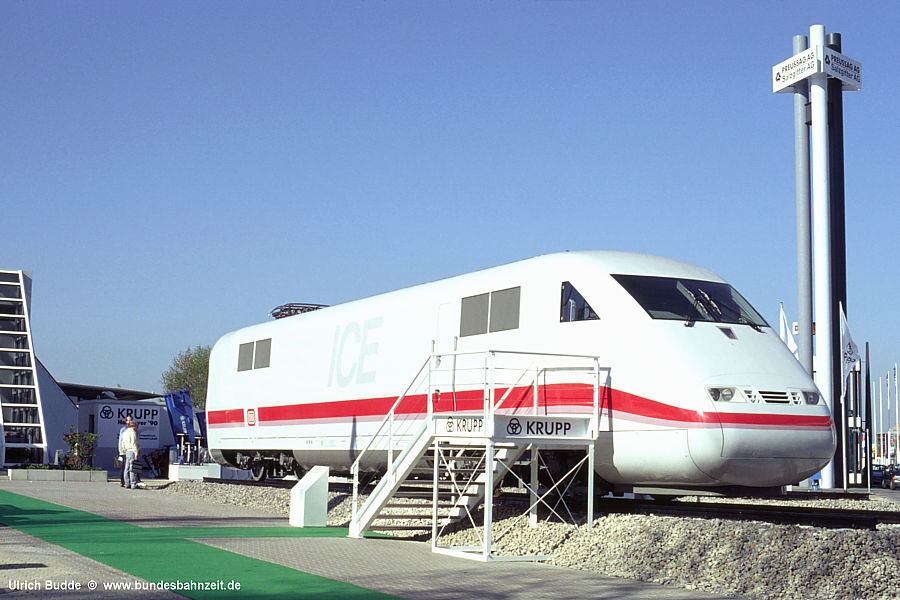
[460,293,489,337]
[238,339,273,371]
[489,287,520,332]
[460,287,522,336]
[237,342,254,371]
[560,282,599,322]
[254,338,272,369]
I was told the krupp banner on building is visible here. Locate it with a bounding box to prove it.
[95,403,162,447]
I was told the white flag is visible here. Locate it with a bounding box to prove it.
[779,303,799,357]
[839,302,859,388]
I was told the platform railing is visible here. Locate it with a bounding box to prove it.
[349,350,608,536]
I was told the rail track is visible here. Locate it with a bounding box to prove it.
[201,477,900,531]
[587,497,900,530]
[203,477,298,489]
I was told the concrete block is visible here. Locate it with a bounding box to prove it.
[290,466,329,527]
[8,469,28,480]
[169,463,221,481]
[90,470,109,482]
[27,470,64,481]
[64,470,91,481]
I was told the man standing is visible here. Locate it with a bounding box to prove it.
[117,415,133,487]
[120,422,141,489]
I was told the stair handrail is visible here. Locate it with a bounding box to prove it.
[350,353,431,469]
[351,354,433,522]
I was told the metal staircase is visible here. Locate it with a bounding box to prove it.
[353,436,528,537]
[348,350,607,560]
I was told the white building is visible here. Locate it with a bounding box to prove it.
[1,269,172,469]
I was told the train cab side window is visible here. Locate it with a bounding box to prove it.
[560,282,599,322]
[489,287,520,333]
[460,293,489,337]
[237,338,273,371]
[237,343,254,371]
[460,287,522,336]
[254,338,272,369]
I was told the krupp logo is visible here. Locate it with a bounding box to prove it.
[446,417,454,433]
[247,409,257,426]
[507,418,522,435]
[100,405,114,420]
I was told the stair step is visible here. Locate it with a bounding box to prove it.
[393,491,443,499]
[369,524,432,531]
[434,441,517,447]
[436,468,485,473]
[383,502,454,509]
[374,513,434,519]
[394,490,479,499]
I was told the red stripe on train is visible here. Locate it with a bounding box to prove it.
[207,384,832,429]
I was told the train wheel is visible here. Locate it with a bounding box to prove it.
[249,461,267,482]
[357,471,378,487]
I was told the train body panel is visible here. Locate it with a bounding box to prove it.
[207,251,835,488]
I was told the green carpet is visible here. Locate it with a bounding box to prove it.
[0,490,400,599]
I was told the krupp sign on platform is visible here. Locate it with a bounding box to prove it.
[494,414,591,441]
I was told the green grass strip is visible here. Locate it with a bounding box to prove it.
[0,490,401,599]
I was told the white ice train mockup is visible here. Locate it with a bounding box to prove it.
[206,251,835,492]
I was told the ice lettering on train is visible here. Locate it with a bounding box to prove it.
[328,317,383,387]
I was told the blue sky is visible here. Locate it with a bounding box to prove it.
[2,3,898,421]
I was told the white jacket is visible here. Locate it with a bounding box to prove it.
[119,427,139,457]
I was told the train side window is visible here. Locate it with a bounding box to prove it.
[560,282,598,322]
[237,342,254,371]
[254,338,272,369]
[238,338,272,371]
[489,287,520,332]
[460,293,489,337]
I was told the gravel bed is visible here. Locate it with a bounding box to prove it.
[153,481,900,600]
[154,481,360,526]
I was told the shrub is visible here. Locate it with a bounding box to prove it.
[61,426,101,470]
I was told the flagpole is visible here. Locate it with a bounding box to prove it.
[865,342,871,492]
[890,373,894,462]
[888,363,900,464]
[891,373,895,462]
[879,377,883,462]
[840,328,848,492]
[869,381,881,464]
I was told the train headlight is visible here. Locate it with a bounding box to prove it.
[803,391,821,405]
[708,387,739,402]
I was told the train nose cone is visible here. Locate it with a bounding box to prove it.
[688,413,836,487]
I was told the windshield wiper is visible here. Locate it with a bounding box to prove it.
[697,289,723,320]
[699,289,763,331]
[679,286,707,327]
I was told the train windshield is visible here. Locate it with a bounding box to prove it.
[612,274,768,328]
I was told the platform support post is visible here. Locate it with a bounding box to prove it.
[483,440,494,560]
[530,446,539,528]
[587,443,594,530]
